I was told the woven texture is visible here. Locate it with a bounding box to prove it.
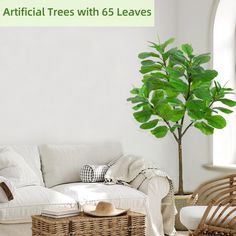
[185,174,236,236]
[32,211,145,236]
[80,165,109,183]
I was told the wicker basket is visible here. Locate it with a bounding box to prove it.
[32,211,145,236]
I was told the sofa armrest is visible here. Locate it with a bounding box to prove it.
[130,175,169,199]
[130,175,175,236]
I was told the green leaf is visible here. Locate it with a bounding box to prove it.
[186,100,206,119]
[149,38,175,53]
[188,110,204,120]
[162,38,175,50]
[194,122,214,135]
[138,52,160,59]
[132,103,146,111]
[146,78,169,91]
[170,50,187,66]
[140,64,162,74]
[151,126,168,138]
[192,70,218,82]
[181,44,193,57]
[141,60,156,66]
[193,53,211,66]
[204,107,215,117]
[140,119,159,129]
[221,87,234,95]
[169,109,185,122]
[149,42,163,53]
[151,90,165,104]
[143,72,167,81]
[140,85,149,98]
[165,97,183,106]
[169,78,188,93]
[163,47,178,60]
[133,110,152,123]
[205,115,226,129]
[186,100,206,110]
[192,80,211,90]
[219,99,236,107]
[224,88,234,91]
[166,67,184,79]
[214,107,233,114]
[130,88,139,95]
[165,88,179,98]
[192,88,212,101]
[127,96,146,104]
[155,103,172,120]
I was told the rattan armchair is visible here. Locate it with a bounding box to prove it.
[180,174,236,236]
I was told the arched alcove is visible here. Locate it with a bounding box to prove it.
[213,0,236,166]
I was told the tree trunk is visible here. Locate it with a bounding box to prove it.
[178,139,184,195]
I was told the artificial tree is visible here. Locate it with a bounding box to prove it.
[128,38,236,195]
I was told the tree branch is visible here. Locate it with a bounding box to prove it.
[182,121,194,137]
[164,119,179,143]
[151,105,179,142]
[178,116,185,139]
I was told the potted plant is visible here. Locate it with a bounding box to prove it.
[127,38,236,228]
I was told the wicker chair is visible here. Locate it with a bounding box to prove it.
[180,174,236,236]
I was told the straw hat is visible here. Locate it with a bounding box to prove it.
[83,201,129,217]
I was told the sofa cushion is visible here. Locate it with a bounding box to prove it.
[180,205,236,230]
[0,148,41,188]
[0,186,77,223]
[0,146,44,186]
[52,182,147,214]
[39,143,123,187]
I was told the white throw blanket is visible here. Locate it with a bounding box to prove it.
[105,155,176,236]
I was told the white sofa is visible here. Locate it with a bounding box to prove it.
[0,143,174,236]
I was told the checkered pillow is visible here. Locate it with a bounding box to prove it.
[80,165,109,183]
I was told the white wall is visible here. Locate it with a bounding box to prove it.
[0,2,178,179]
[0,0,232,192]
[175,0,236,192]
[213,0,236,166]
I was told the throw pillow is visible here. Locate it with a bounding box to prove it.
[0,176,15,202]
[80,165,109,183]
[0,147,41,188]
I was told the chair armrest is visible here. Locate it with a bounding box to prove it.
[193,186,236,235]
[190,174,236,205]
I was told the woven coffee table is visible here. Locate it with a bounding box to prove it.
[32,211,145,236]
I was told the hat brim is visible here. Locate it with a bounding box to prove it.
[83,205,129,217]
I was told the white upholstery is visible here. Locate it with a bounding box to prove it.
[0,143,173,236]
[52,182,147,214]
[132,176,171,236]
[180,206,206,230]
[180,205,236,230]
[0,145,44,186]
[0,186,76,223]
[0,148,41,188]
[0,223,31,236]
[39,143,123,187]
